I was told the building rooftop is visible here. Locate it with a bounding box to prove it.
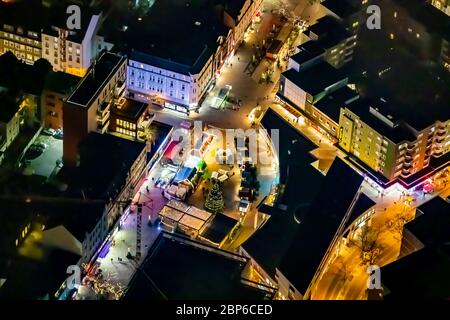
[223,0,248,19]
[124,232,271,300]
[0,51,51,96]
[290,41,325,65]
[44,71,81,96]
[277,158,363,294]
[111,98,148,121]
[351,9,450,131]
[409,197,450,248]
[245,109,366,288]
[322,0,361,20]
[200,213,238,245]
[42,3,101,43]
[67,52,126,107]
[66,132,146,201]
[0,0,44,34]
[0,93,21,123]
[314,85,359,123]
[308,16,354,50]
[124,0,230,75]
[345,98,418,144]
[0,247,80,300]
[394,0,450,41]
[381,246,450,300]
[282,61,347,97]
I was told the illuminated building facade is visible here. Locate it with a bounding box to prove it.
[109,98,154,142]
[339,99,450,181]
[42,10,113,77]
[278,61,353,138]
[126,0,262,114]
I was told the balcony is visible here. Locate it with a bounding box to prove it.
[98,100,111,116]
[401,168,412,178]
[404,161,414,168]
[97,120,109,134]
[437,126,447,134]
[115,80,126,98]
[404,154,413,162]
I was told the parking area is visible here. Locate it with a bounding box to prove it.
[24,132,63,178]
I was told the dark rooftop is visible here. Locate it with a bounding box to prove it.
[290,41,325,65]
[345,98,418,144]
[223,0,247,20]
[201,213,238,245]
[322,0,361,19]
[409,197,450,248]
[44,71,81,96]
[0,0,44,33]
[344,193,376,230]
[67,52,126,106]
[111,98,148,121]
[278,158,363,293]
[124,0,230,75]
[0,93,22,123]
[243,109,326,279]
[0,51,52,96]
[0,247,80,300]
[282,61,348,97]
[314,85,359,123]
[394,0,450,41]
[309,16,354,50]
[351,8,450,131]
[125,232,269,300]
[68,132,146,201]
[381,246,450,300]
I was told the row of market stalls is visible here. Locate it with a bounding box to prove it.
[159,200,239,247]
[160,126,214,202]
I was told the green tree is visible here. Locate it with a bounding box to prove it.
[204,181,225,214]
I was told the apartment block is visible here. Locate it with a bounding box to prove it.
[63,52,127,166]
[42,8,113,77]
[322,0,370,34]
[339,98,450,182]
[307,16,358,68]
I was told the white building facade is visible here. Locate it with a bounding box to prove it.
[41,12,113,77]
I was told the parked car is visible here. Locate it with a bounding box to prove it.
[34,142,48,150]
[42,128,55,136]
[54,130,63,139]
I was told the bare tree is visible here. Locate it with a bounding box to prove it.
[331,256,353,285]
[354,224,383,266]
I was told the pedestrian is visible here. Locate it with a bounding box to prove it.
[238,56,240,61]
[146,186,149,192]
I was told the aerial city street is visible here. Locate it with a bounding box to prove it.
[0,0,449,303]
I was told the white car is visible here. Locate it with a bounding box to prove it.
[42,128,55,136]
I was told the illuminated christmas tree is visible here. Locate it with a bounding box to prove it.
[204,181,224,214]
